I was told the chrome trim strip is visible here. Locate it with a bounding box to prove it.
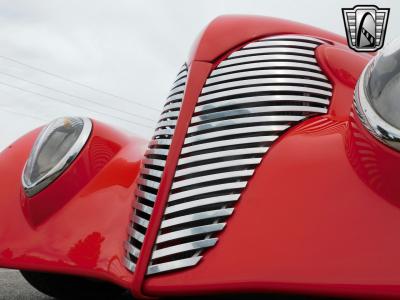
[161,208,234,229]
[244,40,319,49]
[159,110,180,121]
[210,61,322,77]
[172,170,254,189]
[174,158,262,177]
[169,181,247,202]
[162,101,182,112]
[135,202,154,215]
[145,148,169,157]
[156,224,226,244]
[191,106,327,124]
[262,35,326,43]
[219,54,317,67]
[128,227,145,243]
[152,238,218,259]
[123,256,136,272]
[137,177,160,190]
[172,75,188,89]
[125,242,141,258]
[169,83,186,94]
[206,69,328,84]
[202,77,332,94]
[149,138,172,147]
[164,195,240,215]
[167,93,184,102]
[143,158,166,167]
[141,168,163,179]
[228,47,315,58]
[195,95,329,111]
[188,115,305,133]
[135,190,156,202]
[199,86,331,102]
[153,128,175,136]
[132,215,150,228]
[181,136,279,154]
[184,125,288,144]
[178,147,267,165]
[147,257,202,275]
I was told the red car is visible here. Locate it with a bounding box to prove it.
[1,15,400,299]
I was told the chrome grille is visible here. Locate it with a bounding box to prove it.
[123,64,188,272]
[147,35,333,275]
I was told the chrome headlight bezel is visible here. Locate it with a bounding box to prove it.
[22,117,92,197]
[355,59,400,151]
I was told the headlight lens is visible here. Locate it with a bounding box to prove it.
[355,38,400,150]
[22,117,92,197]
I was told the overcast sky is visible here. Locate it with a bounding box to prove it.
[0,0,399,151]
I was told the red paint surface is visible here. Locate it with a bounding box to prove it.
[0,120,147,288]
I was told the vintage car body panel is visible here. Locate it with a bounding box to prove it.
[2,14,400,300]
[0,120,146,288]
[139,16,400,299]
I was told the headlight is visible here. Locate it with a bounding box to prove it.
[355,38,400,150]
[22,117,92,197]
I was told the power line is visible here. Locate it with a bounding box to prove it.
[0,70,157,123]
[0,80,154,129]
[0,55,161,112]
[0,106,47,122]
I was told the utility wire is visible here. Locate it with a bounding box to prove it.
[0,70,157,123]
[0,55,161,112]
[0,106,47,122]
[0,80,154,129]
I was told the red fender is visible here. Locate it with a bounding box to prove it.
[0,120,146,288]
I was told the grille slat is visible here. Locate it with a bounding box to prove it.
[181,136,279,155]
[243,39,319,49]
[191,106,327,125]
[202,77,331,93]
[187,115,305,133]
[210,61,322,77]
[152,238,218,260]
[156,223,226,244]
[205,69,329,85]
[160,208,235,229]
[177,147,267,165]
[184,125,289,144]
[124,35,333,276]
[147,257,201,275]
[172,170,254,189]
[199,86,332,102]
[174,157,263,177]
[164,195,240,215]
[147,35,332,275]
[228,47,315,58]
[219,53,318,67]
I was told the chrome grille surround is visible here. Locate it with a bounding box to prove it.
[146,35,333,275]
[123,64,188,272]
